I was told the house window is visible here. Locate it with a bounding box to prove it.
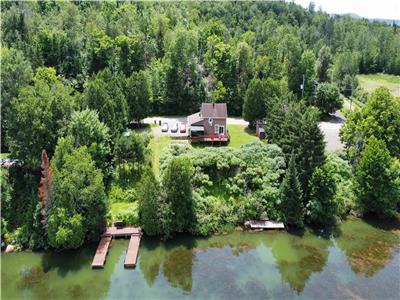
[219,125,225,135]
[214,124,219,134]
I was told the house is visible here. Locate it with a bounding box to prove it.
[187,103,229,142]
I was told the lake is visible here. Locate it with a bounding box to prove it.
[2,218,399,299]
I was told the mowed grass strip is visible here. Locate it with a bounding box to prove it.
[149,135,172,176]
[357,74,400,97]
[227,124,258,148]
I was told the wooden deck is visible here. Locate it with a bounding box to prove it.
[92,226,142,269]
[124,234,141,268]
[102,226,141,238]
[91,235,112,268]
[189,134,229,143]
[245,220,285,230]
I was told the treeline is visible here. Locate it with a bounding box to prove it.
[1,1,399,249]
[2,2,400,130]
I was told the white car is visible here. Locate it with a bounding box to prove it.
[171,123,178,133]
[161,122,169,132]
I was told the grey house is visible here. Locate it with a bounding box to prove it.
[187,103,229,142]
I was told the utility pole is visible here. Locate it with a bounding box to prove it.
[301,74,305,98]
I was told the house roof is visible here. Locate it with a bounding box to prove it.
[201,103,227,118]
[187,112,202,126]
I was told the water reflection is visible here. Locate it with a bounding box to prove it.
[336,218,399,277]
[163,247,195,293]
[2,219,399,299]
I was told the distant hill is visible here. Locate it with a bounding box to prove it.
[339,13,400,26]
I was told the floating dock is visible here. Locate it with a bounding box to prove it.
[245,220,285,230]
[91,235,112,268]
[124,234,141,268]
[92,226,142,269]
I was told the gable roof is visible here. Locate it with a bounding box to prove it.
[201,103,227,118]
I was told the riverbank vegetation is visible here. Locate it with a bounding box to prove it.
[1,1,399,250]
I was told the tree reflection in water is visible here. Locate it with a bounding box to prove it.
[336,218,399,277]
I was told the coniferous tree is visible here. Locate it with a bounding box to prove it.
[138,169,163,236]
[280,152,304,228]
[307,164,338,226]
[162,157,194,232]
[354,137,399,217]
[316,45,332,83]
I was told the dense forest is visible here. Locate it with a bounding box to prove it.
[1,1,399,250]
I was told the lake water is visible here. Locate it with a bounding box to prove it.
[2,218,399,299]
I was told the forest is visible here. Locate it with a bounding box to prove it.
[1,1,399,250]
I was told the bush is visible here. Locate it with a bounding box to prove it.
[108,184,137,203]
[115,205,140,226]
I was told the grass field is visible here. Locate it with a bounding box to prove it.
[149,135,172,176]
[358,74,400,97]
[227,124,258,148]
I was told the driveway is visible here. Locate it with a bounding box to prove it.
[144,115,344,151]
[319,114,345,152]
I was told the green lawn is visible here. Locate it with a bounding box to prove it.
[227,124,258,148]
[358,74,400,97]
[149,135,172,176]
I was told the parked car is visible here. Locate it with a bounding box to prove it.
[161,122,169,132]
[171,123,178,133]
[179,123,186,133]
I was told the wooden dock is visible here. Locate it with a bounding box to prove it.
[92,226,142,269]
[91,235,112,268]
[245,220,285,230]
[102,226,141,238]
[124,234,141,268]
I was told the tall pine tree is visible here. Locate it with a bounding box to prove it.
[280,152,304,228]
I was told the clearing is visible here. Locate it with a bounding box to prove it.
[357,74,400,97]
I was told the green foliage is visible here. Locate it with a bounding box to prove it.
[354,137,399,217]
[340,87,400,162]
[114,132,149,184]
[126,70,152,123]
[138,170,163,236]
[62,109,111,176]
[160,142,286,234]
[164,28,205,114]
[280,153,304,228]
[7,67,74,168]
[85,68,128,139]
[0,169,12,232]
[243,78,282,127]
[162,157,194,233]
[266,99,326,198]
[323,152,355,217]
[50,140,107,248]
[307,163,338,226]
[314,82,342,115]
[316,45,332,83]
[114,203,140,226]
[48,208,85,249]
[0,47,33,151]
